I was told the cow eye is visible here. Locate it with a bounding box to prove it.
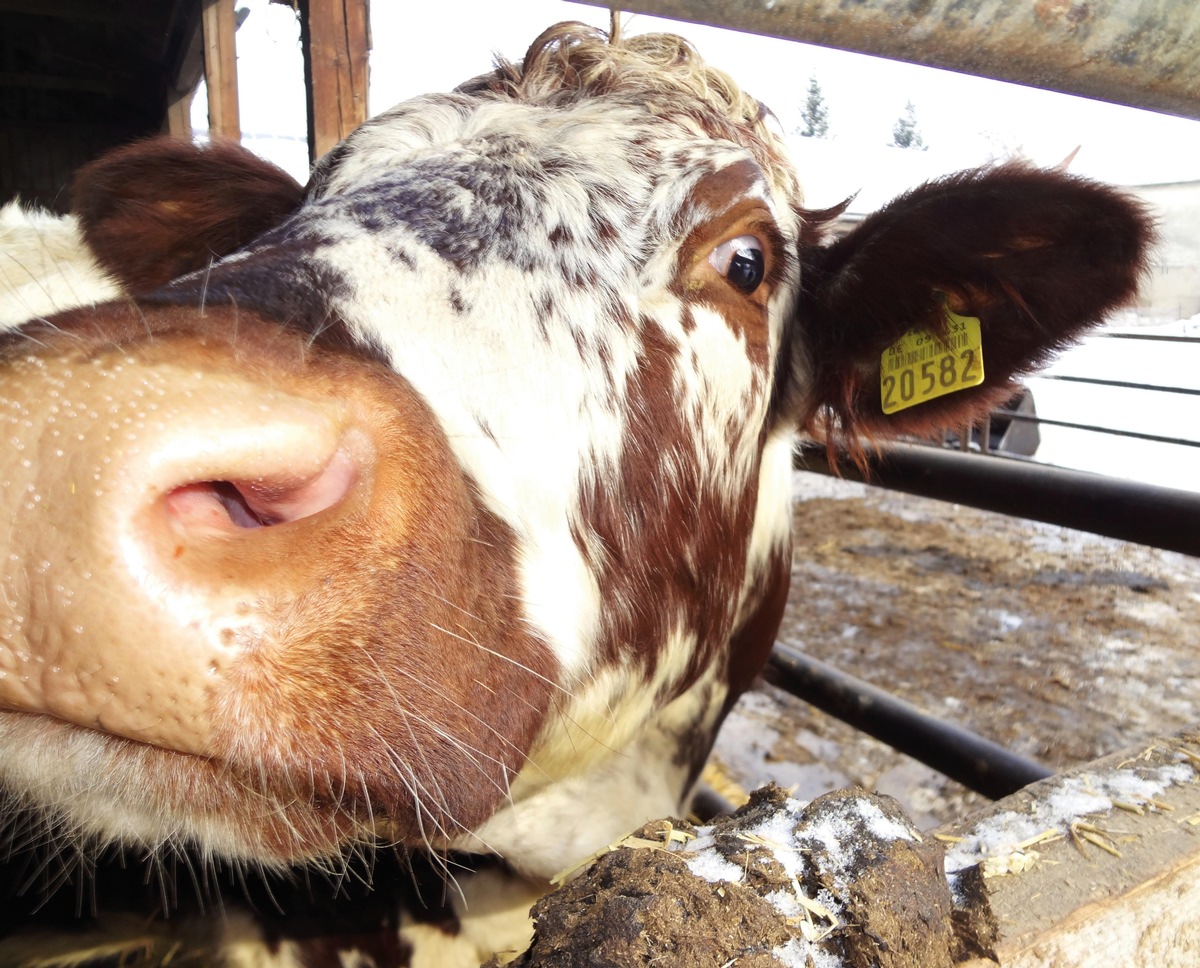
[708,235,765,294]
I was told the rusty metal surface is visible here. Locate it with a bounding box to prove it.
[581,0,1200,121]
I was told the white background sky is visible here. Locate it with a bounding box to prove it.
[220,0,1200,210]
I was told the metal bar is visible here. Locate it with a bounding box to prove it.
[795,442,1200,557]
[1101,332,1200,344]
[993,410,1200,449]
[765,643,1052,799]
[1041,374,1200,398]
[584,0,1200,122]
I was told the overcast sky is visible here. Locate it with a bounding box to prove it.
[218,0,1200,208]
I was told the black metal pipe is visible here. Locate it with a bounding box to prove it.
[1102,333,1200,344]
[796,442,1200,558]
[993,410,1200,449]
[765,643,1053,799]
[1041,374,1200,398]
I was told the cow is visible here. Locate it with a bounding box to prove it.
[0,21,1152,967]
[0,200,121,328]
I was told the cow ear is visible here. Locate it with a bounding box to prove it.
[786,163,1155,456]
[72,137,306,293]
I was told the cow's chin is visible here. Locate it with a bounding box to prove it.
[0,711,393,869]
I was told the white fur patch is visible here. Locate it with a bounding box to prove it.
[0,201,121,329]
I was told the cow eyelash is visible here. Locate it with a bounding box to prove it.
[708,235,766,294]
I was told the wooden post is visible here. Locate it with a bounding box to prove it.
[202,0,241,141]
[165,6,207,140]
[945,731,1200,966]
[165,89,194,139]
[298,0,370,163]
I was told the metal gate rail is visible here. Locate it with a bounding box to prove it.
[992,411,1200,450]
[782,436,1200,798]
[795,442,1200,557]
[765,643,1052,799]
[581,0,1200,121]
[990,328,1200,454]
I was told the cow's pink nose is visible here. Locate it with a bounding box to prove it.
[0,337,376,757]
[163,446,359,531]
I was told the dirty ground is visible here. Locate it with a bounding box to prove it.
[711,469,1200,829]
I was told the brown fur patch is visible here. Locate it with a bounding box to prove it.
[72,138,305,293]
[574,318,762,697]
[791,163,1156,460]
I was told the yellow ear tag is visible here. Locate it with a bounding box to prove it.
[880,309,985,414]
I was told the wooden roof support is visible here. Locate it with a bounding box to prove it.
[201,0,240,141]
[165,8,206,141]
[165,88,194,140]
[299,0,370,163]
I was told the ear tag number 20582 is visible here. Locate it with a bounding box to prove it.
[880,309,985,415]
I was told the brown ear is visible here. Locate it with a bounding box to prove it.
[789,163,1155,449]
[72,137,306,293]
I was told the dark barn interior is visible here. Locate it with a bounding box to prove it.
[1,0,368,211]
[0,0,203,211]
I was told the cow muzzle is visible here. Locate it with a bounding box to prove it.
[0,310,396,758]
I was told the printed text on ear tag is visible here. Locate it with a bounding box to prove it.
[880,309,985,414]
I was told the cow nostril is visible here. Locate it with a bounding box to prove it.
[216,481,274,527]
[162,443,363,535]
[167,481,272,529]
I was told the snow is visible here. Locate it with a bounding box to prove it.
[944,760,1195,879]
[674,790,930,966]
[679,827,746,885]
[773,938,845,968]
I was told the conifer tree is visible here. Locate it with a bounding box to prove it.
[891,100,926,149]
[798,75,830,139]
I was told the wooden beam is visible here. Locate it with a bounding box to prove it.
[165,4,206,140]
[942,730,1200,966]
[300,0,370,162]
[166,87,194,139]
[201,0,240,141]
[0,0,129,21]
[0,72,119,95]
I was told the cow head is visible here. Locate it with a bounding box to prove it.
[0,24,1152,889]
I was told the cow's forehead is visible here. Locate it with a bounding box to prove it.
[309,94,797,242]
[166,87,801,375]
